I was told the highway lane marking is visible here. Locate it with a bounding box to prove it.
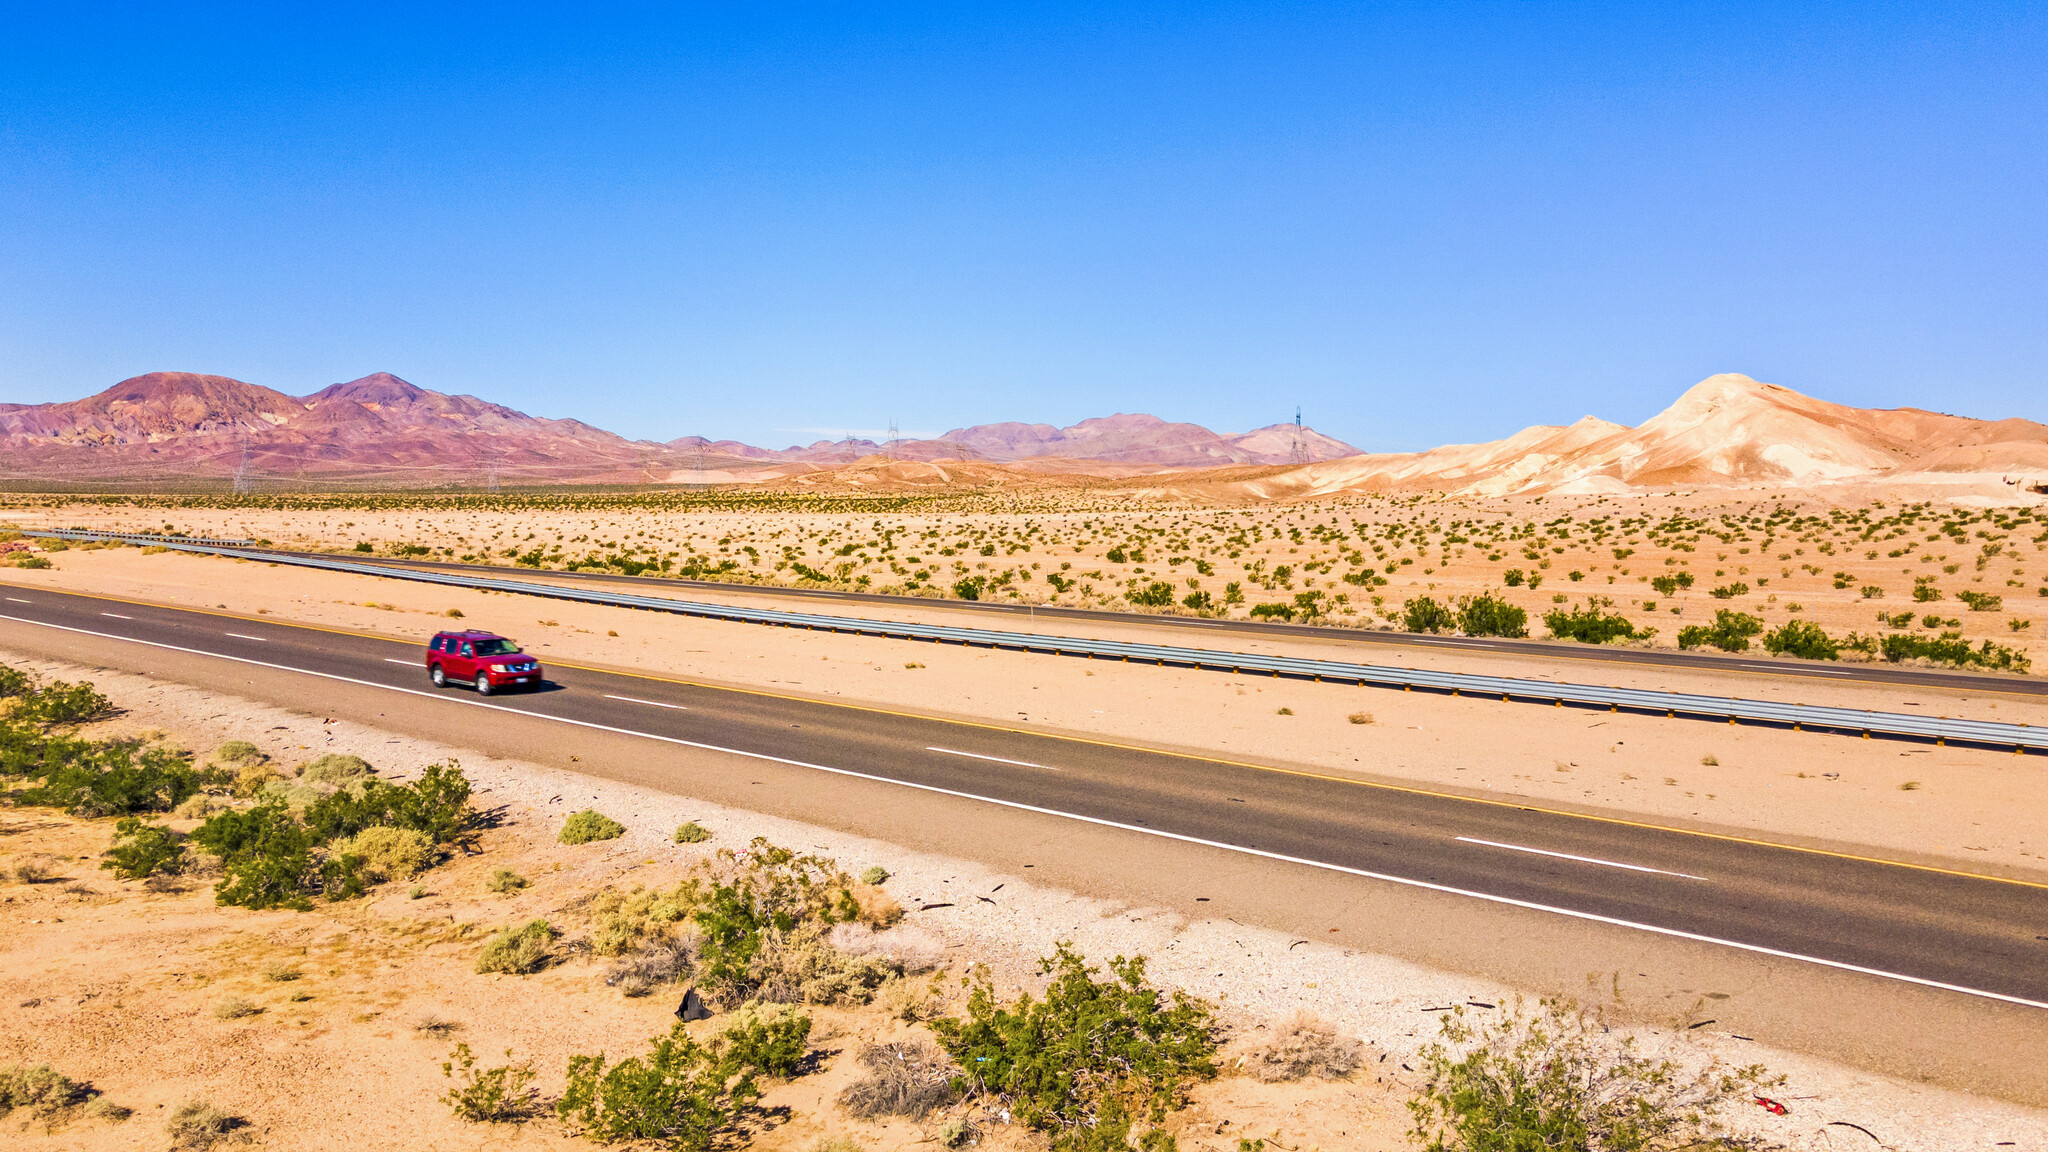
[100,612,133,620]
[605,694,689,710]
[223,633,269,642]
[1457,836,1704,880]
[5,597,30,604]
[384,658,416,665]
[7,589,2045,894]
[927,746,1058,771]
[5,611,2047,1013]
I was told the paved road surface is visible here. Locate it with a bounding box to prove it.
[3,584,2043,1011]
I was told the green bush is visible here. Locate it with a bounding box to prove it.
[1455,594,1527,638]
[101,817,186,880]
[212,740,265,766]
[931,944,1218,1151]
[1707,582,1749,600]
[1957,590,2003,612]
[441,1043,538,1122]
[1913,577,1942,602]
[1879,633,2031,673]
[691,840,866,1000]
[1542,599,1645,644]
[0,1062,87,1115]
[190,801,317,910]
[1126,581,1175,607]
[303,761,474,846]
[0,665,32,699]
[673,821,711,844]
[860,865,889,885]
[558,1023,762,1150]
[476,919,558,975]
[1761,620,1840,660]
[14,737,218,818]
[1248,602,1294,621]
[1648,572,1694,596]
[1408,998,1778,1152]
[713,1002,813,1078]
[19,680,113,725]
[952,576,986,600]
[1402,597,1455,635]
[488,868,529,893]
[561,809,627,844]
[1676,610,1763,653]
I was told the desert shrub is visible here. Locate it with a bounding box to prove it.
[1957,590,2003,611]
[713,1002,813,1077]
[19,680,113,725]
[1648,572,1695,596]
[674,821,711,844]
[1707,582,1749,600]
[1236,1012,1364,1082]
[560,809,627,844]
[299,753,372,786]
[1455,593,1527,638]
[606,936,695,997]
[1879,633,2032,673]
[477,919,558,975]
[166,1101,244,1148]
[327,825,436,883]
[302,761,474,846]
[174,793,232,821]
[12,555,52,569]
[1676,610,1763,653]
[12,854,60,883]
[1913,577,1943,602]
[0,1062,87,1114]
[229,762,282,798]
[590,881,696,955]
[101,817,186,880]
[213,740,265,766]
[1402,597,1455,635]
[9,728,219,818]
[441,1043,539,1122]
[264,963,302,981]
[829,922,945,972]
[838,1038,960,1119]
[0,665,32,698]
[557,1023,763,1150]
[740,925,900,1006]
[1408,998,1779,1152]
[190,801,316,911]
[1761,620,1840,660]
[931,944,1219,1150]
[1543,599,1645,644]
[690,839,875,999]
[1248,602,1294,621]
[487,868,529,893]
[259,779,325,809]
[212,997,263,1020]
[859,865,889,885]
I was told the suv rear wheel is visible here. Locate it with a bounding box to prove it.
[430,664,446,687]
[475,671,493,696]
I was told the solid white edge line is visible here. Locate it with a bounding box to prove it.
[2,609,2043,1013]
[927,745,1057,770]
[1456,835,1706,880]
[604,694,688,710]
[223,633,268,642]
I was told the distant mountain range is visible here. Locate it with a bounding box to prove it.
[0,371,1360,485]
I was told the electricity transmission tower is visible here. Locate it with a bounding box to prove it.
[1289,406,1309,466]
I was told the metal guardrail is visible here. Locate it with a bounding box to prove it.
[27,530,2048,752]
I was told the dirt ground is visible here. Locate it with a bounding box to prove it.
[5,657,2044,1151]
[3,545,2045,883]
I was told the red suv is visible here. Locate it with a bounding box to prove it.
[426,630,543,695]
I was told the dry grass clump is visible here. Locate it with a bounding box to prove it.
[262,963,302,982]
[12,854,61,883]
[413,1014,463,1037]
[166,1100,245,1148]
[327,825,436,882]
[1234,1011,1364,1082]
[588,881,693,955]
[0,1063,87,1115]
[828,922,945,973]
[836,1038,960,1119]
[213,740,265,766]
[173,792,233,819]
[476,919,557,975]
[604,935,694,997]
[486,867,529,893]
[298,753,372,786]
[212,997,264,1020]
[743,925,901,1006]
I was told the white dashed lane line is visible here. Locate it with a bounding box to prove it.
[224,633,268,642]
[100,612,132,620]
[1456,836,1705,880]
[927,746,1059,771]
[4,598,30,604]
[604,694,688,710]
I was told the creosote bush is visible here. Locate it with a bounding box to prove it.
[0,1063,88,1115]
[560,809,627,844]
[1676,610,1764,653]
[557,1022,764,1151]
[101,817,186,880]
[326,825,436,883]
[713,1001,813,1078]
[441,1043,539,1122]
[932,943,1219,1151]
[673,821,711,844]
[1409,998,1780,1152]
[166,1101,244,1149]
[299,753,372,787]
[488,867,530,893]
[1543,598,1648,645]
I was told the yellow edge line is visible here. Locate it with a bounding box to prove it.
[17,581,2048,893]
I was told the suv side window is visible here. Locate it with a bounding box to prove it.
[460,642,474,657]
[430,637,446,653]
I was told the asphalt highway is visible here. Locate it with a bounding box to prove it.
[3,584,2044,1011]
[258,549,2048,698]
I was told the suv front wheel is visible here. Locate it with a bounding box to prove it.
[475,672,493,696]
[430,664,446,687]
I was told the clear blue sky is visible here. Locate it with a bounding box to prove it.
[3,3,2043,450]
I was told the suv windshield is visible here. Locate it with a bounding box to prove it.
[473,638,520,656]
